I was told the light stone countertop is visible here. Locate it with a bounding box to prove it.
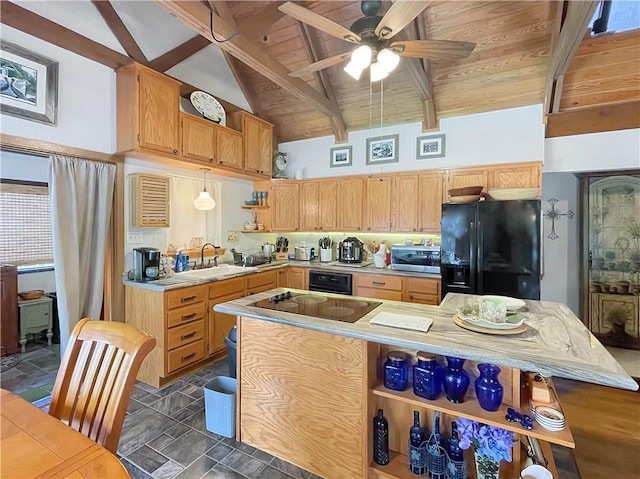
[123,260,440,291]
[214,289,638,391]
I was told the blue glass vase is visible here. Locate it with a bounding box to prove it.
[475,363,503,412]
[413,352,443,400]
[443,356,470,403]
[384,351,409,391]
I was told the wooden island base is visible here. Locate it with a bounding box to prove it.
[237,316,572,479]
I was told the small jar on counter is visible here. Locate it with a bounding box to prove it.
[413,352,443,400]
[383,351,409,391]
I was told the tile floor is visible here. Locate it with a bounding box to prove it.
[0,344,322,479]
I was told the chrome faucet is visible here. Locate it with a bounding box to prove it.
[200,243,219,268]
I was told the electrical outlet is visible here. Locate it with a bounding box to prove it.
[300,240,306,247]
[128,233,144,244]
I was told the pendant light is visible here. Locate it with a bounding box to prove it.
[193,168,215,211]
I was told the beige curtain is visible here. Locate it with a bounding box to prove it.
[49,155,116,353]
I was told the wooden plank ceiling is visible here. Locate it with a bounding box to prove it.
[221,0,555,142]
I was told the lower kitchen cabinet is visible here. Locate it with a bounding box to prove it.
[354,273,403,301]
[404,277,441,305]
[287,267,308,290]
[247,270,277,295]
[208,276,247,355]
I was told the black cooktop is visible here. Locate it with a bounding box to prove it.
[251,292,382,323]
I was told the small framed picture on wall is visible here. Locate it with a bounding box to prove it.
[330,145,352,168]
[416,134,446,159]
[366,134,399,165]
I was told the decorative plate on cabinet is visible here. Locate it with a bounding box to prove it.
[190,91,226,126]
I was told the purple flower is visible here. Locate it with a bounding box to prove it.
[454,418,515,463]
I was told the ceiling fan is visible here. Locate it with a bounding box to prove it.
[279,0,476,81]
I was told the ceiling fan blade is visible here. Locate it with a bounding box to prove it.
[375,1,431,39]
[289,53,351,78]
[391,39,476,61]
[279,2,361,43]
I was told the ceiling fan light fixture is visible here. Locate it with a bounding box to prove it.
[377,48,399,73]
[344,59,365,80]
[351,44,372,68]
[369,61,389,82]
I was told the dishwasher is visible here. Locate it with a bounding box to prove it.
[308,270,352,295]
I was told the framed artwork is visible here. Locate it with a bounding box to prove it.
[330,145,352,168]
[416,134,446,159]
[366,134,399,165]
[0,41,58,125]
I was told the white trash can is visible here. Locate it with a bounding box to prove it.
[204,376,237,438]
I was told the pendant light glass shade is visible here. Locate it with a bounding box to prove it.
[370,62,389,82]
[193,169,215,210]
[351,45,372,68]
[344,59,365,80]
[377,48,400,73]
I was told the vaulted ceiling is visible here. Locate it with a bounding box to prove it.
[2,1,639,143]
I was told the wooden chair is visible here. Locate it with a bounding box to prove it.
[48,318,156,453]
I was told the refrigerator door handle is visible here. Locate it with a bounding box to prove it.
[470,221,476,293]
[477,220,483,294]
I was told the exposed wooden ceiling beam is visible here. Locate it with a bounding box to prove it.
[91,0,148,64]
[207,2,269,121]
[397,20,437,131]
[298,22,347,143]
[544,0,598,114]
[546,100,640,138]
[149,35,211,72]
[156,1,341,118]
[235,2,286,44]
[0,1,131,69]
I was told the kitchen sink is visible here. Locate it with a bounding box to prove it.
[175,264,257,280]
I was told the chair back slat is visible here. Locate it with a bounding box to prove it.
[49,318,156,453]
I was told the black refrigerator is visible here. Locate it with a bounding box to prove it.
[440,200,541,300]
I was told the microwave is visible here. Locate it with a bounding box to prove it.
[391,244,441,274]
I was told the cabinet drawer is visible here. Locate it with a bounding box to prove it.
[209,276,247,299]
[247,271,277,289]
[167,319,204,350]
[167,339,205,373]
[405,278,440,295]
[167,302,207,328]
[407,293,440,305]
[357,274,402,291]
[356,287,403,301]
[166,286,206,310]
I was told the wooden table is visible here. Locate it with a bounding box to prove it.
[0,389,130,479]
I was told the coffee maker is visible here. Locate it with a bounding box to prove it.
[133,247,161,282]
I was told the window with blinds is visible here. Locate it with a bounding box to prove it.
[0,180,54,268]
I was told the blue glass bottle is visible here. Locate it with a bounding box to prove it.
[449,422,464,462]
[427,412,445,478]
[443,356,470,403]
[373,409,389,465]
[475,364,503,412]
[384,351,409,391]
[413,352,443,400]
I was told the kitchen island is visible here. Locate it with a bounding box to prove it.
[214,290,636,479]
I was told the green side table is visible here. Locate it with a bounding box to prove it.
[18,296,53,353]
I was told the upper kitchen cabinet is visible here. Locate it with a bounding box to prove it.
[444,167,489,203]
[489,162,542,189]
[117,63,181,157]
[271,181,299,231]
[130,174,170,227]
[180,113,243,170]
[299,180,337,231]
[227,112,274,178]
[338,178,364,231]
[365,176,393,232]
[392,172,444,233]
[418,172,444,232]
[392,175,419,232]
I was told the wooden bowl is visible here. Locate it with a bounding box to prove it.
[448,186,483,197]
[18,289,44,300]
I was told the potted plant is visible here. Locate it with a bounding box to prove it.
[605,251,616,270]
[456,418,515,479]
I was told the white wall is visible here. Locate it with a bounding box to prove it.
[279,105,544,179]
[1,25,116,153]
[540,173,580,314]
[544,129,640,173]
[0,151,56,292]
[123,158,254,270]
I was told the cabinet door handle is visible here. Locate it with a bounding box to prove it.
[181,332,196,341]
[181,295,197,303]
[181,313,197,321]
[181,352,196,362]
[372,281,386,286]
[173,149,178,154]
[409,295,414,300]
